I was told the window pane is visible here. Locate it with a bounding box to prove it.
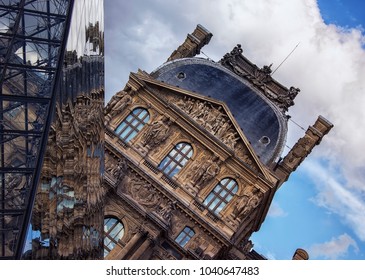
[169,166,180,177]
[104,236,111,247]
[115,122,126,134]
[115,108,149,142]
[115,228,125,241]
[104,217,125,257]
[158,142,193,178]
[125,131,137,142]
[204,193,214,205]
[110,223,123,239]
[204,178,238,214]
[220,189,227,197]
[175,153,182,161]
[175,233,184,244]
[136,123,144,130]
[209,198,219,210]
[180,236,189,247]
[126,114,133,122]
[215,202,226,214]
[139,110,147,119]
[214,185,222,193]
[175,227,194,248]
[104,218,114,232]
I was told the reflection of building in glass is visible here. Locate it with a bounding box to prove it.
[24,0,105,259]
[0,0,74,259]
[1,0,104,259]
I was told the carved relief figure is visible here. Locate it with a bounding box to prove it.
[253,64,272,85]
[233,186,263,220]
[104,90,132,122]
[216,121,231,138]
[140,116,171,148]
[128,176,160,208]
[283,136,311,166]
[222,130,239,149]
[276,86,300,111]
[191,156,221,187]
[109,158,128,181]
[157,201,176,225]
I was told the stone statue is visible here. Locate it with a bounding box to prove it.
[110,158,128,181]
[141,116,171,148]
[233,186,262,220]
[104,90,132,122]
[222,130,239,149]
[192,156,221,187]
[158,201,176,225]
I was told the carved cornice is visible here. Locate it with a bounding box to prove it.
[220,44,299,114]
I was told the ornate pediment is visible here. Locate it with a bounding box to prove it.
[135,73,269,177]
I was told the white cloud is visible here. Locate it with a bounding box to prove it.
[308,233,359,259]
[268,201,288,218]
[303,159,365,241]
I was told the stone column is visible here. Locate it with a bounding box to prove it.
[129,235,155,260]
[105,230,144,260]
[275,115,333,184]
[167,24,212,62]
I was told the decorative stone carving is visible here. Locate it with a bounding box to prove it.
[109,158,128,181]
[140,116,172,148]
[282,136,311,169]
[222,129,239,149]
[156,201,176,226]
[152,91,263,174]
[127,175,160,208]
[233,186,263,220]
[220,44,300,113]
[190,155,221,188]
[253,63,273,85]
[240,240,253,253]
[32,92,105,259]
[104,90,132,123]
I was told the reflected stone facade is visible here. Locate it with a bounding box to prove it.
[24,0,105,259]
[0,0,74,259]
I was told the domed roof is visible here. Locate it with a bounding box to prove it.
[151,57,288,165]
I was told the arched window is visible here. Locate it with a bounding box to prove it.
[103,217,125,257]
[175,226,195,247]
[203,178,238,215]
[158,142,193,177]
[115,107,150,142]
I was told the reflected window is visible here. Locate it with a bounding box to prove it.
[175,227,195,247]
[158,142,193,177]
[203,178,238,215]
[104,217,125,257]
[115,108,150,142]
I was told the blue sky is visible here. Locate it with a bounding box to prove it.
[250,0,365,260]
[105,0,365,260]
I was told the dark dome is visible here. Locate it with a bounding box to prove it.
[151,58,287,165]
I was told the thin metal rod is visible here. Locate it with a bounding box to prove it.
[272,42,300,75]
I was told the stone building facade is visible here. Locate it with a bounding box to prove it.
[102,25,333,260]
